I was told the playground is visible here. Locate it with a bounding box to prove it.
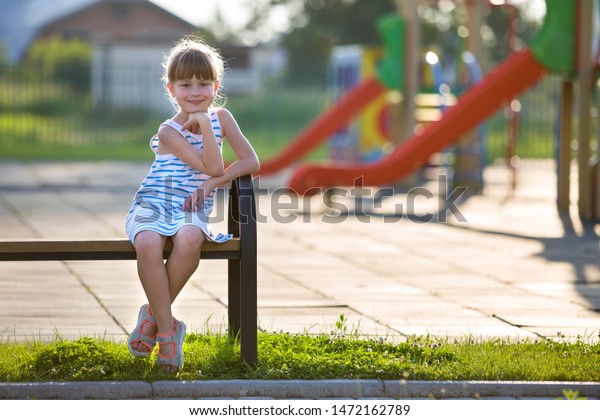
[257,0,599,220]
[0,0,600,386]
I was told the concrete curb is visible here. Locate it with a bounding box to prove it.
[2,380,600,399]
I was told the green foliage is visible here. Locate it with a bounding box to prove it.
[0,74,163,160]
[453,336,600,382]
[240,1,542,86]
[257,333,457,380]
[28,38,92,92]
[0,46,7,73]
[417,3,541,73]
[24,338,139,381]
[335,313,348,335]
[560,389,586,400]
[2,329,600,383]
[278,0,396,85]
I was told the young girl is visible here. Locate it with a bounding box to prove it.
[125,36,260,373]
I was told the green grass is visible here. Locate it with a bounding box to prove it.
[1,326,600,382]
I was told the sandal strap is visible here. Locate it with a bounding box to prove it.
[155,319,186,370]
[128,304,158,358]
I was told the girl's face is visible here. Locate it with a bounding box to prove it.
[168,75,219,114]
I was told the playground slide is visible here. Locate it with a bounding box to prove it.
[288,48,548,195]
[258,77,386,175]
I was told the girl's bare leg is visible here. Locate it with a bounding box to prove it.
[165,225,205,302]
[132,227,203,372]
[133,231,172,347]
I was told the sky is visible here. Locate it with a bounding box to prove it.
[150,0,247,28]
[149,0,293,43]
[149,0,547,41]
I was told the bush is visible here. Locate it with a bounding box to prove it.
[27,37,91,92]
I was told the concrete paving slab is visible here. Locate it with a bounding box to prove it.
[392,325,539,340]
[0,161,598,345]
[257,307,390,336]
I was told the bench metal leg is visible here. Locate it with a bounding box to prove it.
[228,175,258,366]
[239,239,257,365]
[228,259,241,339]
[228,252,256,366]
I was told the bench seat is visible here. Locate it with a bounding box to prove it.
[0,237,241,261]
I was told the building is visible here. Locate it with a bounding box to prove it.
[0,0,285,114]
[0,0,195,64]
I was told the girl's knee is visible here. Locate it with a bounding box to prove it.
[134,232,164,257]
[174,227,205,253]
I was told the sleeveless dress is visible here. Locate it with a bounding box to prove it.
[125,109,232,244]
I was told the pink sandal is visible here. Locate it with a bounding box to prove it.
[156,319,186,372]
[127,304,157,357]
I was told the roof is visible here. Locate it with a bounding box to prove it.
[0,0,194,64]
[0,0,97,63]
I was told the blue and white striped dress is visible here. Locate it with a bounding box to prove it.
[125,109,232,244]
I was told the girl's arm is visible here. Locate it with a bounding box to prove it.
[183,108,260,212]
[211,108,260,186]
[158,112,225,177]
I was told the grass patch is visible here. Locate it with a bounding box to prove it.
[1,330,600,382]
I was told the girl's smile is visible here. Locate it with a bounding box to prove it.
[168,76,218,113]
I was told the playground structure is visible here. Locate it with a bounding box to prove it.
[326,45,451,165]
[326,45,391,164]
[257,0,600,222]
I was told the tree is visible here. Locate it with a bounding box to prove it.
[289,0,396,84]
[239,0,542,85]
[28,38,91,92]
[417,2,542,71]
[242,0,396,85]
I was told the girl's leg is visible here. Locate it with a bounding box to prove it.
[133,231,174,342]
[134,227,203,372]
[165,225,205,302]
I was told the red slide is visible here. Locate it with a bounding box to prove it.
[289,48,548,195]
[258,77,386,175]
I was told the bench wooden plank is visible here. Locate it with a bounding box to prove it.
[0,238,241,261]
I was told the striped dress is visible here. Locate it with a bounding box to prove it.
[125,109,232,244]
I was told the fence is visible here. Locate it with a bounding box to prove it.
[0,62,564,164]
[486,75,560,164]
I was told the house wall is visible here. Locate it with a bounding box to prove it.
[92,42,174,115]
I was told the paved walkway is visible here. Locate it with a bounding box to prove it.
[0,160,599,344]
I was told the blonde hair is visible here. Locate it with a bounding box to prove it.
[162,36,226,107]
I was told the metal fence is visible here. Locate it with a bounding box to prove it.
[486,76,560,163]
[0,62,562,163]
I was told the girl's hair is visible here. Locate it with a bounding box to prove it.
[162,36,226,107]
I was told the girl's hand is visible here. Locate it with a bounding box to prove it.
[183,183,213,213]
[181,112,211,134]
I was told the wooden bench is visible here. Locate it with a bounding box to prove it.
[0,175,258,365]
